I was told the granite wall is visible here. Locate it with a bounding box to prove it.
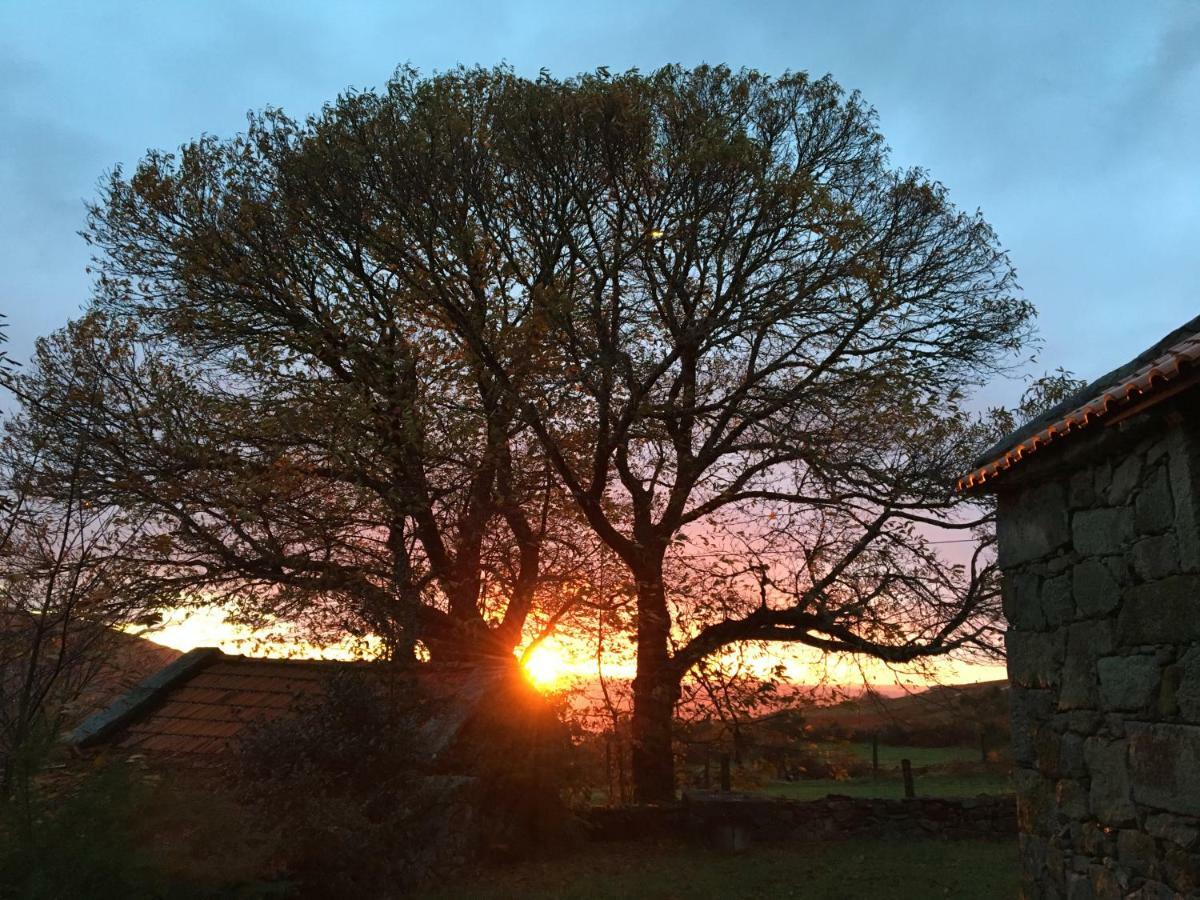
[586,792,1015,844]
[998,394,1200,899]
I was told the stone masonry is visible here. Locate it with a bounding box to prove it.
[586,792,1016,844]
[994,376,1200,898]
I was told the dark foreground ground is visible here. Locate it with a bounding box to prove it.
[417,837,1018,900]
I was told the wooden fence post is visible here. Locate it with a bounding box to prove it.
[901,758,915,798]
[720,753,732,792]
[605,740,614,806]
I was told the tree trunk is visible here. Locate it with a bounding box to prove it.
[631,674,677,803]
[1,756,14,801]
[630,558,679,803]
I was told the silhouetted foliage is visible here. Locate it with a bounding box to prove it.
[0,762,162,899]
[237,666,581,894]
[0,420,155,800]
[58,62,1037,800]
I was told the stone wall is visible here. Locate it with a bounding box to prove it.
[586,792,1015,844]
[998,394,1200,899]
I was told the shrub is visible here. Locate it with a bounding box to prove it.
[779,744,871,782]
[0,761,164,899]
[237,665,581,895]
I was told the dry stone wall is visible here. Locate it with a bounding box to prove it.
[998,398,1200,900]
[585,792,1015,844]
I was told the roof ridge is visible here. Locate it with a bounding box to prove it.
[960,314,1200,490]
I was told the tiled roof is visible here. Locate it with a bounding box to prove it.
[71,649,511,758]
[959,315,1200,491]
[113,656,337,755]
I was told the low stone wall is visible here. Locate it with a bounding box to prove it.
[585,792,1015,845]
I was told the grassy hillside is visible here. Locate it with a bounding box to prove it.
[801,680,1010,745]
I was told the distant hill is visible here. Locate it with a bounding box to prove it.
[562,674,1007,735]
[801,680,1010,743]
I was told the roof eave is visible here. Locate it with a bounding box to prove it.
[959,316,1200,492]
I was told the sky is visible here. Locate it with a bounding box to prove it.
[1,1,1197,676]
[2,0,1197,390]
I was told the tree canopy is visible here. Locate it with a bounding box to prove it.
[25,64,1035,801]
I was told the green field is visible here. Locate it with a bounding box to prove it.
[738,740,1011,801]
[758,768,1011,801]
[418,838,1017,900]
[833,741,984,768]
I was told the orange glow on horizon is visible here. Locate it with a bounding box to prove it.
[134,606,377,661]
[139,605,1007,689]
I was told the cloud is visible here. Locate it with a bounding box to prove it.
[0,46,114,358]
[0,0,1195,394]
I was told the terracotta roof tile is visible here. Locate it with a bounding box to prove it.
[137,734,189,753]
[196,738,236,754]
[187,673,254,692]
[87,652,398,758]
[86,655,329,755]
[79,650,527,759]
[152,700,196,720]
[154,718,199,737]
[169,687,230,704]
[960,316,1200,491]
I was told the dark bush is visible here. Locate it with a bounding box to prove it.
[237,665,581,896]
[0,762,164,899]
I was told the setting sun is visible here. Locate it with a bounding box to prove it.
[522,641,572,689]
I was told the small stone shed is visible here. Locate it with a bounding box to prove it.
[69,647,549,760]
[961,315,1200,899]
[67,649,570,885]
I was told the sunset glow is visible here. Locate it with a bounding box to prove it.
[521,640,575,688]
[142,605,1007,690]
[137,606,379,661]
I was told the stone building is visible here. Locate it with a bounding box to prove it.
[961,315,1200,898]
[69,647,554,761]
[67,648,571,886]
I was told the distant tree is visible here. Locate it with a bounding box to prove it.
[77,64,1034,801]
[0,424,153,800]
[0,313,16,388]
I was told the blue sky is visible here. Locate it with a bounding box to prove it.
[2,0,1197,405]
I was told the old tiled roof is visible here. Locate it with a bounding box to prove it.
[68,648,514,758]
[116,654,341,754]
[959,314,1200,491]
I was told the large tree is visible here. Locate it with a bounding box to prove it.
[77,64,1033,801]
[19,212,591,663]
